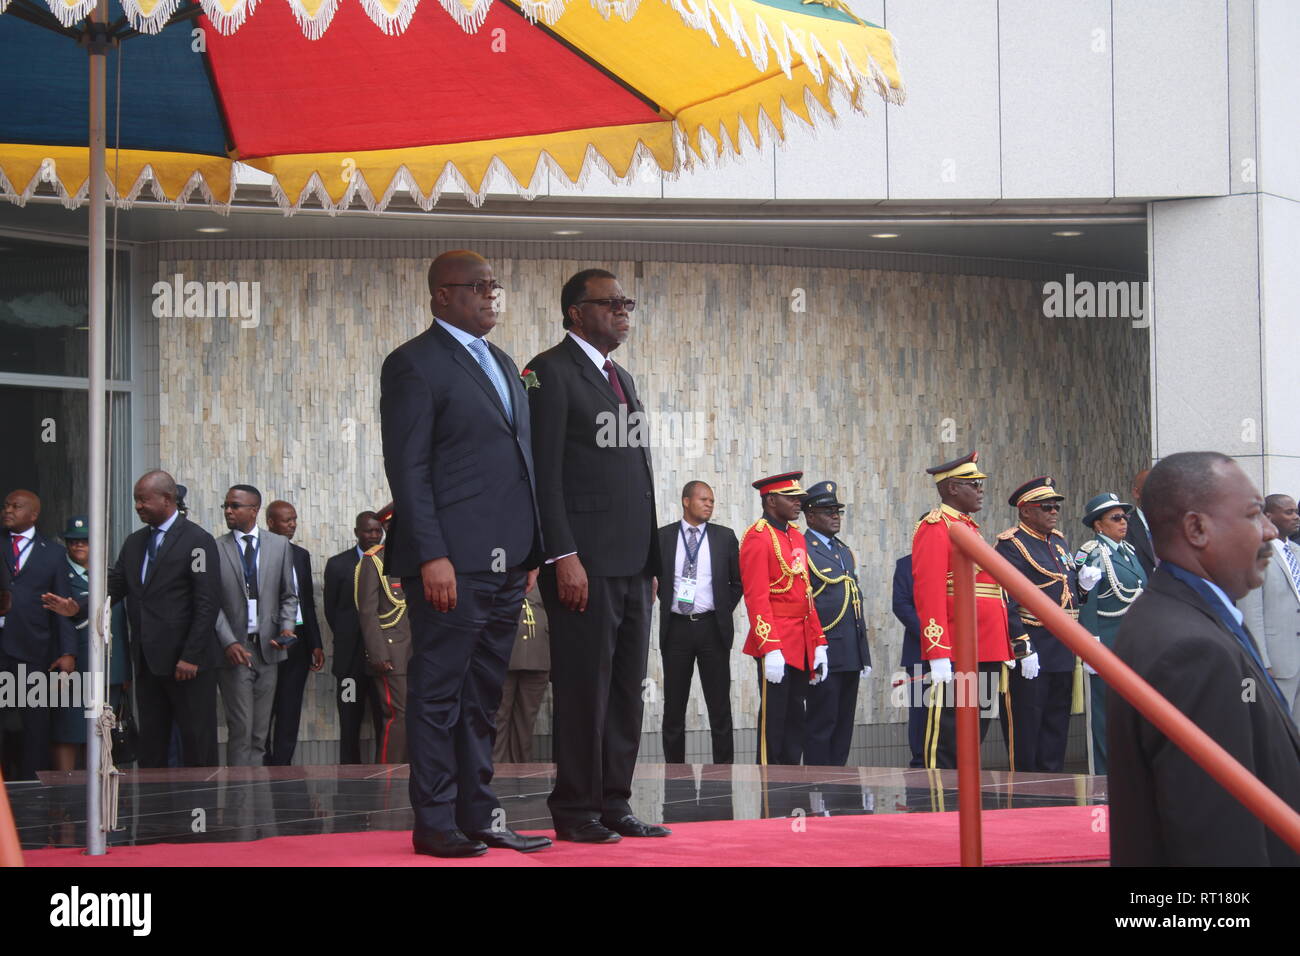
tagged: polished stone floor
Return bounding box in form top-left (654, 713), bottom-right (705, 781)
top-left (8, 763), bottom-right (1107, 850)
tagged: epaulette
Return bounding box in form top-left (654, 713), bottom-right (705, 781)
top-left (364, 544), bottom-right (384, 557)
top-left (1075, 540), bottom-right (1100, 563)
top-left (996, 527), bottom-right (1018, 541)
top-left (746, 518), bottom-right (768, 535)
top-left (1050, 528), bottom-right (1067, 539)
top-left (923, 507), bottom-right (943, 524)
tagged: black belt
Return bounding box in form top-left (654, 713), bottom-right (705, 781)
top-left (672, 612), bottom-right (712, 623)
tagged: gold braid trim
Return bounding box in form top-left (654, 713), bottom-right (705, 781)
top-left (354, 551), bottom-right (407, 630)
top-left (1007, 529), bottom-right (1075, 611)
top-left (522, 599), bottom-right (536, 639)
top-left (807, 548), bottom-right (861, 631)
top-left (754, 614), bottom-right (776, 646)
top-left (765, 523), bottom-right (798, 593)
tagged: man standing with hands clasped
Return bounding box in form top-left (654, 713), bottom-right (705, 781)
top-left (381, 251), bottom-right (547, 858)
top-left (526, 268), bottom-right (666, 843)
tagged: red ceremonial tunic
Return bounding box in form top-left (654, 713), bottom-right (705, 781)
top-left (910, 504), bottom-right (1014, 663)
top-left (739, 518), bottom-right (827, 670)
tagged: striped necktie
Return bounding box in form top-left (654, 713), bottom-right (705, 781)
top-left (1282, 541), bottom-right (1300, 595)
top-left (467, 338), bottom-right (512, 423)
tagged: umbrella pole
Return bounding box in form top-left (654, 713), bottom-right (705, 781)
top-left (85, 0), bottom-right (109, 857)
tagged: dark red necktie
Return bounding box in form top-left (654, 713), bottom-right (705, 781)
top-left (602, 359), bottom-right (627, 404)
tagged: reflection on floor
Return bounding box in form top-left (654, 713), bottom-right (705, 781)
top-left (8, 763), bottom-right (1107, 850)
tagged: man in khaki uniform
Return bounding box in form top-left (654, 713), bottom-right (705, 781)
top-left (356, 512), bottom-right (413, 764)
top-left (493, 586), bottom-right (550, 764)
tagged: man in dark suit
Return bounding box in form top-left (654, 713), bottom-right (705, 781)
top-left (106, 470), bottom-right (222, 768)
top-left (1126, 468), bottom-right (1157, 576)
top-left (891, 553), bottom-right (926, 768)
top-left (381, 250), bottom-right (548, 858)
top-left (324, 511), bottom-right (384, 764)
top-left (526, 268), bottom-right (666, 842)
top-left (802, 481), bottom-right (872, 766)
top-left (264, 500), bottom-right (324, 766)
top-left (1, 489), bottom-right (76, 780)
top-left (1108, 451), bottom-right (1300, 866)
top-left (657, 480), bottom-right (742, 765)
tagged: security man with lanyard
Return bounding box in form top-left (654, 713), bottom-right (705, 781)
top-left (995, 476), bottom-right (1079, 773)
top-left (912, 451), bottom-right (1026, 770)
top-left (1075, 492), bottom-right (1147, 774)
top-left (801, 481), bottom-right (871, 766)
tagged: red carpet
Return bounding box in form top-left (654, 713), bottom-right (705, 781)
top-left (25, 806), bottom-right (1107, 866)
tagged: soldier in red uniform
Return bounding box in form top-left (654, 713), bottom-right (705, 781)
top-left (740, 472), bottom-right (829, 765)
top-left (911, 452), bottom-right (1031, 769)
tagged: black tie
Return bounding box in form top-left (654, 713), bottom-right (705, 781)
top-left (241, 534), bottom-right (259, 600)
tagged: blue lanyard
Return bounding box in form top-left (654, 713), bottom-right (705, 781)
top-left (9, 533), bottom-right (33, 569)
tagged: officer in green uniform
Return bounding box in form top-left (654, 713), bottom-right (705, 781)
top-left (1076, 492), bottom-right (1148, 775)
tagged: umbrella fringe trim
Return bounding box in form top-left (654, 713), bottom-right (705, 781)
top-left (121, 0), bottom-right (183, 35)
top-left (41, 0), bottom-right (95, 29)
top-left (290, 0), bottom-right (345, 40)
top-left (435, 0), bottom-right (493, 34)
top-left (199, 0), bottom-right (260, 37)
top-left (361, 0), bottom-right (422, 35)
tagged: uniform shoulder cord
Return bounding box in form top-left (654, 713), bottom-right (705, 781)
top-left (1007, 534), bottom-right (1074, 609)
top-left (807, 549), bottom-right (861, 630)
top-left (354, 551), bottom-right (407, 629)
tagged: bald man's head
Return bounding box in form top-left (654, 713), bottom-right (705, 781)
top-left (2, 489), bottom-right (40, 533)
top-left (427, 250), bottom-right (500, 338)
top-left (133, 470), bottom-right (178, 527)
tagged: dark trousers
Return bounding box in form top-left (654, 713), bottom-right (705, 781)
top-left (373, 671), bottom-right (409, 764)
top-left (266, 638), bottom-right (311, 766)
top-left (1088, 672), bottom-right (1108, 775)
top-left (661, 613), bottom-right (733, 764)
top-left (0, 653), bottom-right (51, 780)
top-left (336, 648), bottom-right (383, 764)
top-left (804, 669), bottom-right (860, 766)
top-left (405, 568), bottom-right (524, 836)
top-left (755, 662), bottom-right (808, 765)
top-left (1005, 667), bottom-right (1073, 773)
top-left (493, 670), bottom-right (549, 764)
top-left (133, 659), bottom-right (218, 768)
top-left (543, 571), bottom-right (653, 829)
top-left (904, 664), bottom-right (928, 768)
top-left (922, 662), bottom-right (1002, 770)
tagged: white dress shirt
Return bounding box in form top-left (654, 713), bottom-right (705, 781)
top-left (8, 525), bottom-right (35, 573)
top-left (140, 508), bottom-right (180, 582)
top-left (672, 520), bottom-right (713, 614)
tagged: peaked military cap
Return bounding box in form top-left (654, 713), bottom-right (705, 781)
top-left (927, 450), bottom-right (987, 484)
top-left (1081, 492), bottom-right (1132, 528)
top-left (802, 480), bottom-right (843, 510)
top-left (752, 472), bottom-right (806, 497)
top-left (1008, 475), bottom-right (1065, 507)
top-left (62, 515), bottom-right (89, 540)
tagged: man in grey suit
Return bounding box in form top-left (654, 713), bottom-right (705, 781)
top-left (1239, 493), bottom-right (1300, 721)
top-left (214, 484), bottom-right (299, 766)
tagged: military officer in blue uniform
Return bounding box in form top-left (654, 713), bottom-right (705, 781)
top-left (1075, 492), bottom-right (1147, 775)
top-left (995, 477), bottom-right (1080, 773)
top-left (801, 481), bottom-right (871, 766)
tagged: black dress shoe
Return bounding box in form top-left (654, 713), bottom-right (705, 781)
top-left (413, 829), bottom-right (488, 858)
top-left (601, 814), bottom-right (671, 838)
top-left (465, 827), bottom-right (552, 853)
top-left (554, 821), bottom-right (622, 843)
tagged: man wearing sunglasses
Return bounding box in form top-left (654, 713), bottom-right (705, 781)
top-left (995, 477), bottom-right (1080, 773)
top-left (526, 268), bottom-right (664, 843)
top-left (1076, 492), bottom-right (1147, 773)
top-left (912, 451), bottom-right (1023, 769)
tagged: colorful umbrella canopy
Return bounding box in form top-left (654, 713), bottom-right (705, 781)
top-left (0, 0), bottom-right (905, 210)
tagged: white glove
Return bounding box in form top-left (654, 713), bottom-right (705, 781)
top-left (860, 665), bottom-right (872, 680)
top-left (929, 657), bottom-right (953, 684)
top-left (1078, 565), bottom-right (1103, 592)
top-left (1020, 652), bottom-right (1041, 680)
top-left (811, 646), bottom-right (829, 684)
top-left (764, 649), bottom-right (786, 684)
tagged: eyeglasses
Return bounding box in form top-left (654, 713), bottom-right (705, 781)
top-left (576, 297), bottom-right (636, 312)
top-left (441, 279), bottom-right (503, 296)
top-left (1106, 514), bottom-right (1129, 523)
top-left (950, 479), bottom-right (984, 490)
top-left (1036, 502), bottom-right (1062, 512)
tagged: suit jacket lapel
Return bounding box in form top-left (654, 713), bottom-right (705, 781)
top-left (491, 340), bottom-right (526, 434)
top-left (708, 524), bottom-right (724, 605)
top-left (563, 335), bottom-right (620, 410)
top-left (432, 323), bottom-right (512, 427)
top-left (1272, 541), bottom-right (1300, 605)
top-left (143, 517), bottom-right (183, 590)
